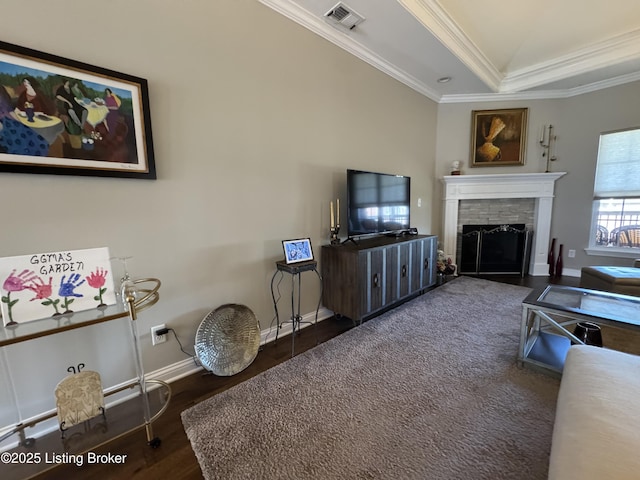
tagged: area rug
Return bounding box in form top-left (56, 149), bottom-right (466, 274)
top-left (181, 277), bottom-right (560, 479)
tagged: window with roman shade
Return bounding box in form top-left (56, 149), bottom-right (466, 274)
top-left (590, 127), bottom-right (640, 252)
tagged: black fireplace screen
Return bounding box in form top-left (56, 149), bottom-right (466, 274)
top-left (459, 224), bottom-right (532, 276)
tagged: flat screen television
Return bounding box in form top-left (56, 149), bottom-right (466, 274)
top-left (346, 169), bottom-right (411, 237)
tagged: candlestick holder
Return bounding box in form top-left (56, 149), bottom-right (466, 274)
top-left (330, 225), bottom-right (340, 245)
top-left (539, 124), bottom-right (557, 172)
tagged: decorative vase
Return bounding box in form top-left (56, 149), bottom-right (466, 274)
top-left (68, 134), bottom-right (82, 149)
top-left (572, 321), bottom-right (603, 347)
top-left (555, 244), bottom-right (564, 277)
top-left (548, 238), bottom-right (556, 276)
top-left (81, 137), bottom-right (95, 151)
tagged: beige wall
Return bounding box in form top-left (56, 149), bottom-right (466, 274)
top-left (0, 0), bottom-right (438, 418)
top-left (6, 0), bottom-right (636, 434)
top-left (435, 81), bottom-right (640, 274)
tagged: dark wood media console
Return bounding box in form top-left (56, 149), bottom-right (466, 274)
top-left (321, 234), bottom-right (438, 324)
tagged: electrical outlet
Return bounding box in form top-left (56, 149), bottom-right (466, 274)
top-left (568, 249), bottom-right (576, 258)
top-left (151, 324), bottom-right (167, 346)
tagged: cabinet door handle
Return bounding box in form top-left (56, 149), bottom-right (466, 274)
top-left (401, 265), bottom-right (407, 277)
top-left (373, 273), bottom-right (379, 287)
top-left (424, 258), bottom-right (429, 270)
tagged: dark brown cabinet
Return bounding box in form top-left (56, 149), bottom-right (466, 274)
top-left (321, 235), bottom-right (437, 323)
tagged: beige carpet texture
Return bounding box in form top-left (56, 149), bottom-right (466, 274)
top-left (182, 277), bottom-right (563, 479)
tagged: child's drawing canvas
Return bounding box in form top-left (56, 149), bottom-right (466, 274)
top-left (0, 247), bottom-right (116, 326)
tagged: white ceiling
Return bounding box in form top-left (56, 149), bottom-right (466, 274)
top-left (258, 0), bottom-right (640, 103)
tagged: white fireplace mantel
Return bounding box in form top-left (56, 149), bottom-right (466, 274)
top-left (441, 172), bottom-right (566, 276)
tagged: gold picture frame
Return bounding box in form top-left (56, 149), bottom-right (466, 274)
top-left (470, 108), bottom-right (528, 167)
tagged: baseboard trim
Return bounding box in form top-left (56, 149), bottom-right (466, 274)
top-left (1, 307), bottom-right (336, 451)
top-left (151, 306), bottom-right (334, 383)
top-left (530, 267), bottom-right (580, 278)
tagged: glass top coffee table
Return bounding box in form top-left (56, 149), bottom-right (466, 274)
top-left (518, 285), bottom-right (640, 375)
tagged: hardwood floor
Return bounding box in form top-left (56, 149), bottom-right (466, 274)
top-left (475, 272), bottom-right (580, 289)
top-left (25, 274), bottom-right (576, 480)
top-left (22, 316), bottom-right (355, 480)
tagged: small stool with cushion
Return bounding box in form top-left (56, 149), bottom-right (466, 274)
top-left (580, 265), bottom-right (640, 297)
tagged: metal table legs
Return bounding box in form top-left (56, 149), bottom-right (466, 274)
top-left (270, 261), bottom-right (322, 357)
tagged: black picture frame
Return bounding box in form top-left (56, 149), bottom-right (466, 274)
top-left (0, 40), bottom-right (155, 179)
top-left (282, 238), bottom-right (314, 264)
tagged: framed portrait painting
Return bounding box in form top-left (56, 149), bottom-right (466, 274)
top-left (470, 108), bottom-right (528, 167)
top-left (0, 40), bottom-right (155, 179)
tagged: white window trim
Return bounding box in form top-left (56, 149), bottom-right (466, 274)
top-left (585, 246), bottom-right (640, 259)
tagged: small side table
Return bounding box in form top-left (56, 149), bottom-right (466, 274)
top-left (270, 260), bottom-right (322, 357)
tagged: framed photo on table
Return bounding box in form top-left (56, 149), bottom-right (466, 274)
top-left (470, 108), bottom-right (528, 167)
top-left (0, 40), bottom-right (155, 179)
top-left (282, 238), bottom-right (314, 264)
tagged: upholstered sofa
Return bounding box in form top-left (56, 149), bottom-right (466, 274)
top-left (548, 345), bottom-right (640, 479)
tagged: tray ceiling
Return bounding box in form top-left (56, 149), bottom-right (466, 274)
top-left (259, 0), bottom-right (640, 102)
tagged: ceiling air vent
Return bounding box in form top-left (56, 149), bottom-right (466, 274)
top-left (324, 2), bottom-right (365, 30)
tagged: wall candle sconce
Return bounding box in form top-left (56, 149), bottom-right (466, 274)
top-left (539, 124), bottom-right (557, 172)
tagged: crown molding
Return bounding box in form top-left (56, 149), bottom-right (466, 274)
top-left (258, 0), bottom-right (442, 102)
top-left (562, 70), bottom-right (640, 97)
top-left (397, 0), bottom-right (503, 92)
top-left (500, 28), bottom-right (640, 93)
top-left (259, 0), bottom-right (640, 105)
top-left (439, 90), bottom-right (565, 104)
top-left (400, 1), bottom-right (640, 95)
top-left (440, 70), bottom-right (640, 104)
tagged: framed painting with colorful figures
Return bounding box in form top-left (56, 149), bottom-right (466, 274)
top-left (0, 40), bottom-right (155, 179)
top-left (1, 247), bottom-right (117, 326)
